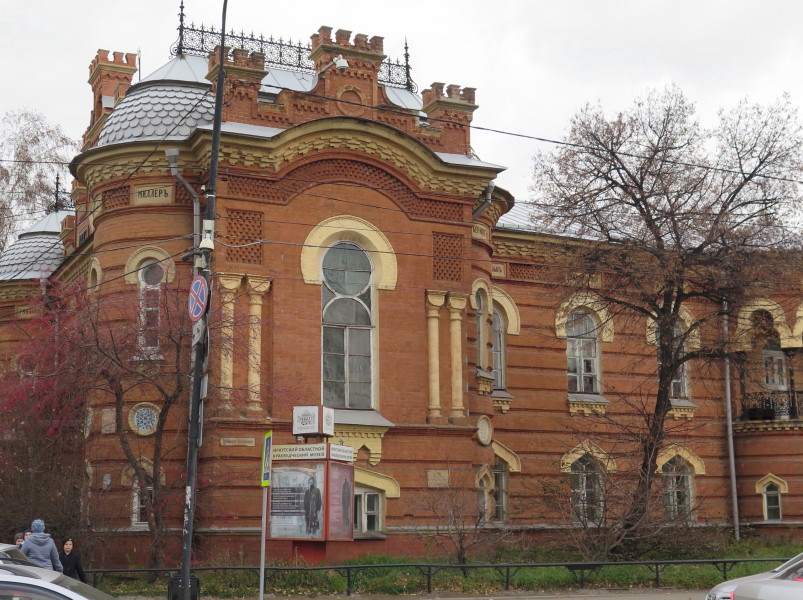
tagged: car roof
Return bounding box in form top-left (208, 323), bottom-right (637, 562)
top-left (0, 565), bottom-right (116, 600)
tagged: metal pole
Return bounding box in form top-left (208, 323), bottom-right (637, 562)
top-left (179, 2), bottom-right (227, 599)
top-left (259, 486), bottom-right (267, 600)
top-left (723, 299), bottom-right (741, 540)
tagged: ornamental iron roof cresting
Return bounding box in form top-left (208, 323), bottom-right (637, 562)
top-left (172, 13), bottom-right (417, 92)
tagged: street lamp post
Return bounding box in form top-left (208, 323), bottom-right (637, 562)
top-left (179, 2), bottom-right (228, 600)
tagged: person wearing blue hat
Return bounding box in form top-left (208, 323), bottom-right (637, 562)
top-left (20, 519), bottom-right (62, 571)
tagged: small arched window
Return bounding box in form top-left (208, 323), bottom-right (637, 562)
top-left (566, 310), bottom-right (599, 394)
top-left (764, 482), bottom-right (781, 520)
top-left (322, 242), bottom-right (373, 409)
top-left (570, 454), bottom-right (604, 524)
top-left (662, 456), bottom-right (692, 520)
top-left (475, 289), bottom-right (487, 368)
top-left (492, 308), bottom-right (506, 391)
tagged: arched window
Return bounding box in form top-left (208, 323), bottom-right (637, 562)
top-left (492, 459), bottom-right (509, 521)
top-left (570, 454), bottom-right (603, 524)
top-left (492, 308), bottom-right (506, 391)
top-left (567, 310), bottom-right (599, 394)
top-left (322, 242), bottom-right (373, 409)
top-left (762, 337), bottom-right (787, 391)
top-left (138, 260), bottom-right (165, 355)
top-left (657, 320), bottom-right (688, 398)
top-left (662, 456), bottom-right (692, 520)
top-left (475, 289), bottom-right (487, 368)
top-left (764, 482), bottom-right (782, 520)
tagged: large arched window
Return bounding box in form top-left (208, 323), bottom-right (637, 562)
top-left (570, 454), bottom-right (604, 524)
top-left (662, 456), bottom-right (692, 520)
top-left (138, 260), bottom-right (165, 355)
top-left (567, 310), bottom-right (599, 394)
top-left (322, 242), bottom-right (374, 409)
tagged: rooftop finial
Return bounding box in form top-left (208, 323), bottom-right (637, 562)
top-left (177, 1), bottom-right (186, 56)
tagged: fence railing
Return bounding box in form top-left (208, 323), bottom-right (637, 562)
top-left (742, 391), bottom-right (800, 420)
top-left (85, 557), bottom-right (790, 595)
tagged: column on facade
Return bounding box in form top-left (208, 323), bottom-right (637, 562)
top-left (785, 348), bottom-right (798, 418)
top-left (426, 291), bottom-right (447, 421)
top-left (217, 274), bottom-right (244, 404)
top-left (246, 276), bottom-right (272, 413)
top-left (447, 293), bottom-right (468, 420)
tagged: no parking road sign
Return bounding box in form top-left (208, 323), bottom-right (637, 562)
top-left (188, 275), bottom-right (209, 322)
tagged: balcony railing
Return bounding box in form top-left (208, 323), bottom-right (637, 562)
top-left (741, 391), bottom-right (800, 421)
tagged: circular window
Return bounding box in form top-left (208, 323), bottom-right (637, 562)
top-left (322, 242), bottom-right (371, 296)
top-left (129, 403), bottom-right (160, 436)
top-left (476, 415), bottom-right (493, 446)
top-left (140, 262), bottom-right (165, 286)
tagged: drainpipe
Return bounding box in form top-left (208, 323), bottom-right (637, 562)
top-left (165, 149), bottom-right (200, 248)
top-left (472, 182), bottom-right (495, 220)
top-left (723, 299), bottom-right (741, 540)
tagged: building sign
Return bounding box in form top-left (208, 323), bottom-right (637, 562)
top-left (132, 183), bottom-right (173, 205)
top-left (329, 444), bottom-right (354, 463)
top-left (491, 263), bottom-right (507, 278)
top-left (273, 444), bottom-right (328, 461)
top-left (272, 443), bottom-right (354, 462)
top-left (472, 223), bottom-right (490, 241)
top-left (270, 462), bottom-right (325, 540)
top-left (219, 437), bottom-right (255, 447)
top-left (292, 405), bottom-right (335, 437)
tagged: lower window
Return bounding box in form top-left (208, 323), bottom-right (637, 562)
top-left (354, 487), bottom-right (382, 534)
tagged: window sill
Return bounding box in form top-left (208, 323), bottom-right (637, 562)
top-left (668, 398), bottom-right (696, 420)
top-left (491, 389), bottom-right (513, 413)
top-left (334, 409), bottom-right (394, 427)
top-left (476, 368), bottom-right (494, 395)
top-left (568, 393), bottom-right (609, 416)
top-left (353, 531), bottom-right (387, 540)
top-left (134, 352), bottom-right (163, 362)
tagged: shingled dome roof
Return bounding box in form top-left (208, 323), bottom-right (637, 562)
top-left (0, 211), bottom-right (72, 281)
top-left (97, 55), bottom-right (215, 147)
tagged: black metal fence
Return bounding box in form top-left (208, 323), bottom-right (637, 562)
top-left (86, 557), bottom-right (789, 595)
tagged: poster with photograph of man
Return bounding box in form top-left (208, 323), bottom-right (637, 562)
top-left (327, 462), bottom-right (354, 540)
top-left (269, 462), bottom-right (325, 540)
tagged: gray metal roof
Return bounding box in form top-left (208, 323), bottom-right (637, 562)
top-left (98, 54), bottom-right (433, 147)
top-left (0, 211), bottom-right (72, 281)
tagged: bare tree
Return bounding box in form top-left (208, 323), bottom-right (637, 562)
top-left (531, 86), bottom-right (802, 554)
top-left (0, 110), bottom-right (77, 250)
top-left (412, 466), bottom-right (516, 569)
top-left (1, 277), bottom-right (193, 569)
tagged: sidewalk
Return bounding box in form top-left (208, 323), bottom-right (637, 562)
top-left (121, 590), bottom-right (707, 600)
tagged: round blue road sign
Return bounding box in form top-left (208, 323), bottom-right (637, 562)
top-left (188, 275), bottom-right (209, 322)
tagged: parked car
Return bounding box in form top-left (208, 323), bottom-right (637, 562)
top-left (0, 542), bottom-right (32, 564)
top-left (706, 551), bottom-right (803, 600)
top-left (0, 563), bottom-right (113, 600)
top-left (734, 578), bottom-right (803, 599)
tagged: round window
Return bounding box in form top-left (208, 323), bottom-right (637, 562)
top-left (141, 262), bottom-right (165, 286)
top-left (129, 404), bottom-right (160, 435)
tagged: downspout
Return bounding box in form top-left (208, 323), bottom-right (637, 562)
top-left (723, 299), bottom-right (741, 540)
top-left (165, 149), bottom-right (200, 248)
top-left (472, 182), bottom-right (495, 220)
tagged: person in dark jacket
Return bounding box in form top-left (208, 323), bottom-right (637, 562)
top-left (59, 538), bottom-right (86, 582)
top-left (20, 519), bottom-right (62, 571)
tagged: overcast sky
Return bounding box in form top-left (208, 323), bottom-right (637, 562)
top-left (3, 1), bottom-right (802, 204)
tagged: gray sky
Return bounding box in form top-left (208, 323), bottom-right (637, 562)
top-left (3, 1), bottom-right (802, 202)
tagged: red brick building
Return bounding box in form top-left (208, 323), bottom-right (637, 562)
top-left (1, 21), bottom-right (803, 566)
